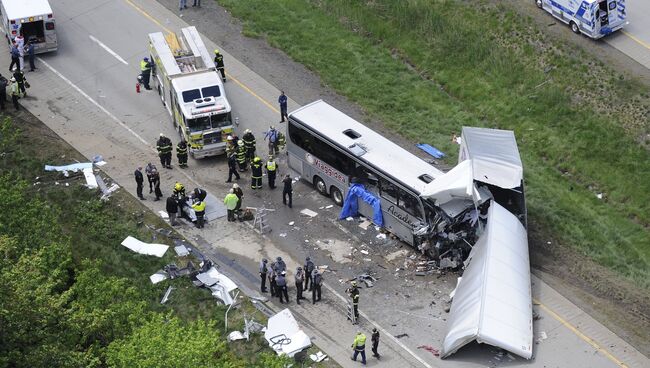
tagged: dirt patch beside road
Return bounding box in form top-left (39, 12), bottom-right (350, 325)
top-left (158, 0), bottom-right (649, 356)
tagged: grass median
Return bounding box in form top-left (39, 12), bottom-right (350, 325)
top-left (218, 0), bottom-right (650, 287)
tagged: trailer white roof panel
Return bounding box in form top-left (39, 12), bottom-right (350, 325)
top-left (2, 0), bottom-right (53, 19)
top-left (460, 127), bottom-right (523, 189)
top-left (442, 201), bottom-right (532, 359)
top-left (289, 100), bottom-right (443, 194)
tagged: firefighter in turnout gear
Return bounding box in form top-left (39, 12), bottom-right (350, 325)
top-left (346, 281), bottom-right (360, 323)
top-left (242, 129), bottom-right (256, 162)
top-left (156, 133), bottom-right (173, 168)
top-left (214, 49), bottom-right (225, 82)
top-left (250, 157), bottom-right (263, 190)
top-left (265, 156), bottom-right (277, 189)
top-left (176, 140), bottom-right (188, 168)
top-left (236, 140), bottom-right (248, 171)
top-left (173, 182), bottom-right (187, 219)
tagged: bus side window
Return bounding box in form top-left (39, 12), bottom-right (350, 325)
top-left (379, 179), bottom-right (398, 204)
top-left (288, 123), bottom-right (313, 154)
top-left (398, 189), bottom-right (423, 218)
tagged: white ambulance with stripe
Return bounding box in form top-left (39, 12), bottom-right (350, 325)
top-left (535, 0), bottom-right (627, 39)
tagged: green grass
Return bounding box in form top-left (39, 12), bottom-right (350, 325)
top-left (217, 0), bottom-right (650, 287)
top-left (0, 115), bottom-right (292, 367)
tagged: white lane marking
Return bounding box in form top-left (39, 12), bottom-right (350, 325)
top-left (38, 58), bottom-right (204, 190)
top-left (89, 35), bottom-right (129, 65)
top-left (39, 58), bottom-right (147, 144)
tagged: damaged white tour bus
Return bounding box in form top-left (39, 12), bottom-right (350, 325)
top-left (287, 100), bottom-right (526, 266)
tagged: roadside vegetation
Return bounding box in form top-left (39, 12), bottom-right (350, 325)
top-left (0, 115), bottom-right (289, 367)
top-left (218, 0), bottom-right (650, 288)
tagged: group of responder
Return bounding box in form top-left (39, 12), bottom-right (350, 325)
top-left (224, 127), bottom-right (285, 190)
top-left (259, 256), bottom-right (323, 305)
top-left (1, 68), bottom-right (29, 111)
top-left (156, 133), bottom-right (188, 169)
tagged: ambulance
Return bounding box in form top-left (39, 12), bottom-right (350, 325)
top-left (1, 0), bottom-right (57, 53)
top-left (535, 0), bottom-right (627, 39)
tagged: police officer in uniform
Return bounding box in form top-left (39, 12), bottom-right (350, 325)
top-left (250, 156), bottom-right (263, 190)
top-left (276, 271), bottom-right (289, 304)
top-left (134, 166), bottom-right (145, 200)
top-left (265, 156), bottom-right (278, 189)
top-left (295, 266), bottom-right (305, 304)
top-left (268, 263), bottom-right (277, 297)
top-left (259, 258), bottom-right (268, 293)
top-left (176, 140), bottom-right (188, 168)
top-left (304, 256), bottom-right (315, 291)
top-left (312, 269), bottom-right (322, 304)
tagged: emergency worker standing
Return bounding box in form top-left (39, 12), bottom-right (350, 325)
top-left (259, 258), bottom-right (268, 293)
top-left (134, 167), bottom-right (145, 200)
top-left (236, 140), bottom-right (248, 171)
top-left (176, 140), bottom-right (188, 168)
top-left (312, 269), bottom-right (322, 304)
top-left (265, 156), bottom-right (277, 189)
top-left (304, 257), bottom-right (315, 291)
top-left (156, 133), bottom-right (173, 169)
top-left (214, 49), bottom-right (225, 82)
top-left (250, 157), bottom-right (263, 190)
top-left (191, 197), bottom-right (206, 228)
top-left (276, 271), bottom-right (289, 304)
top-left (295, 267), bottom-right (305, 304)
top-left (140, 57), bottom-right (152, 90)
top-left (351, 331), bottom-right (367, 365)
top-left (242, 129), bottom-right (256, 162)
top-left (346, 281), bottom-right (360, 323)
top-left (226, 153), bottom-right (240, 182)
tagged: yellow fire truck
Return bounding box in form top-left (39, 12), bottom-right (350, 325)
top-left (148, 26), bottom-right (233, 158)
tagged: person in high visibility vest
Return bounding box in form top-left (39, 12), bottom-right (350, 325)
top-left (176, 140), bottom-right (188, 168)
top-left (250, 156), bottom-right (263, 190)
top-left (351, 331), bottom-right (367, 364)
top-left (9, 77), bottom-right (20, 110)
top-left (191, 198), bottom-right (206, 228)
top-left (265, 155), bottom-right (278, 189)
top-left (140, 57), bottom-right (152, 90)
top-left (223, 189), bottom-right (239, 222)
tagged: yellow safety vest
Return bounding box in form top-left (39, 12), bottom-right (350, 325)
top-left (140, 60), bottom-right (150, 71)
top-left (353, 333), bottom-right (366, 348)
top-left (192, 201), bottom-right (206, 212)
top-left (266, 161), bottom-right (276, 171)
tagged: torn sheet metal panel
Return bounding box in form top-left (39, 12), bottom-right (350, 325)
top-left (120, 236), bottom-right (169, 257)
top-left (264, 308), bottom-right (312, 357)
top-left (459, 127), bottom-right (523, 189)
top-left (44, 162), bottom-right (93, 174)
top-left (83, 168), bottom-right (98, 188)
top-left (196, 267), bottom-right (238, 292)
top-left (210, 283), bottom-right (234, 305)
top-left (442, 202), bottom-right (532, 359)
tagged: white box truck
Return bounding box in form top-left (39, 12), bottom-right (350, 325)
top-left (148, 26), bottom-right (234, 159)
top-left (0, 0), bottom-right (57, 53)
top-left (535, 0), bottom-right (627, 39)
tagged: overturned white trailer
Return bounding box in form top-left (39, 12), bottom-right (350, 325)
top-left (423, 127), bottom-right (532, 359)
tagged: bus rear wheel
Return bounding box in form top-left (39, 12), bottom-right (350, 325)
top-left (314, 176), bottom-right (327, 196)
top-left (535, 0), bottom-right (542, 9)
top-left (330, 186), bottom-right (343, 206)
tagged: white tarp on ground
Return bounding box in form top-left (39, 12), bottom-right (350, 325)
top-left (120, 236), bottom-right (169, 258)
top-left (459, 127), bottom-right (523, 189)
top-left (185, 193), bottom-right (227, 222)
top-left (264, 309), bottom-right (312, 357)
top-left (441, 202), bottom-right (532, 359)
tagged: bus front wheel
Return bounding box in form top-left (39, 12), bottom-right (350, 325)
top-left (330, 186), bottom-right (343, 207)
top-left (314, 176), bottom-right (327, 195)
top-left (535, 0), bottom-right (542, 9)
top-left (570, 21), bottom-right (580, 34)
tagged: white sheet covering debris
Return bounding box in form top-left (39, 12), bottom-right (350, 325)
top-left (149, 271), bottom-right (168, 284)
top-left (121, 236), bottom-right (169, 257)
top-left (264, 309), bottom-right (312, 357)
top-left (441, 202), bottom-right (532, 359)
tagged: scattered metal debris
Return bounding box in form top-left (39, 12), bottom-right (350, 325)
top-left (300, 208), bottom-right (318, 217)
top-left (264, 309), bottom-right (312, 357)
top-left (174, 244), bottom-right (190, 257)
top-left (395, 333), bottom-right (409, 339)
top-left (310, 351), bottom-right (328, 362)
top-left (160, 286), bottom-right (173, 304)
